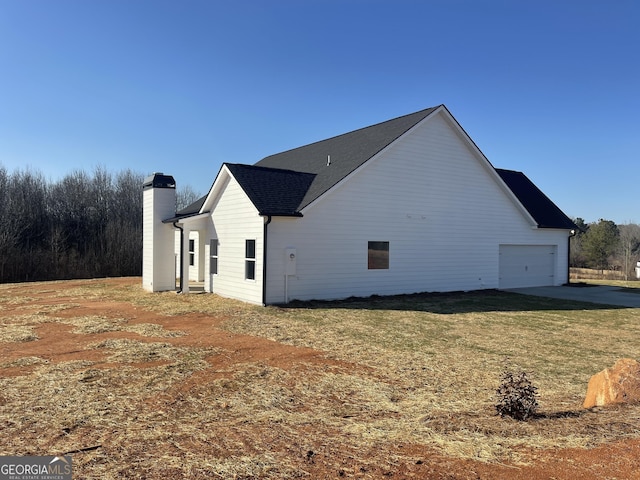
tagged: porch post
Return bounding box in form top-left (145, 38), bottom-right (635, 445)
top-left (181, 225), bottom-right (191, 293)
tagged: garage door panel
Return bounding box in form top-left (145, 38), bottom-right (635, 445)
top-left (499, 245), bottom-right (556, 289)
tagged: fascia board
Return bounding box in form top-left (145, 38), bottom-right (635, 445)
top-left (203, 164), bottom-right (261, 217)
top-left (175, 212), bottom-right (210, 225)
top-left (299, 105), bottom-right (538, 228)
top-left (201, 164), bottom-right (232, 213)
top-left (440, 106), bottom-right (539, 228)
top-left (162, 212), bottom-right (210, 224)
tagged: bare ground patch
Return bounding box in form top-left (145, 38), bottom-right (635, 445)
top-left (1, 277), bottom-right (640, 479)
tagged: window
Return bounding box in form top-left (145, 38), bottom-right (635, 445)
top-left (368, 241), bottom-right (389, 269)
top-left (245, 239), bottom-right (256, 280)
top-left (189, 239), bottom-right (195, 266)
top-left (210, 239), bottom-right (218, 275)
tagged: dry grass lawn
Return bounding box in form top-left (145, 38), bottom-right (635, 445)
top-left (1, 278), bottom-right (640, 479)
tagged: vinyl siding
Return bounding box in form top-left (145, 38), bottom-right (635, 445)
top-left (209, 175), bottom-right (264, 304)
top-left (265, 111), bottom-right (569, 303)
top-left (142, 187), bottom-right (177, 292)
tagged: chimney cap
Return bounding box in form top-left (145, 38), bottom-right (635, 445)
top-left (143, 173), bottom-right (176, 190)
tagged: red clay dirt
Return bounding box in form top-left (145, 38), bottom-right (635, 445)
top-left (1, 277), bottom-right (639, 479)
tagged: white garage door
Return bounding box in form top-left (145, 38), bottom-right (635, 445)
top-left (499, 245), bottom-right (556, 289)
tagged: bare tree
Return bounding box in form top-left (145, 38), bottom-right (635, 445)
top-left (0, 166), bottom-right (22, 281)
top-left (0, 163), bottom-right (148, 283)
top-left (176, 184), bottom-right (203, 211)
top-left (618, 223), bottom-right (640, 280)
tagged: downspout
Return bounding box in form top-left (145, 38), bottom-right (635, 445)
top-left (262, 215), bottom-right (272, 306)
top-left (567, 229), bottom-right (577, 285)
top-left (173, 221), bottom-right (184, 293)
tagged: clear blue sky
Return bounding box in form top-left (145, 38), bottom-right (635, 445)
top-left (1, 0), bottom-right (638, 224)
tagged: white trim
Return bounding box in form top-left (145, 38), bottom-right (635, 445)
top-left (172, 212), bottom-right (210, 225)
top-left (201, 165), bottom-right (232, 213)
top-left (299, 106), bottom-right (538, 228)
top-left (299, 108), bottom-right (441, 215)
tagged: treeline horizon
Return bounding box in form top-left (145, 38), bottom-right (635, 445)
top-left (570, 218), bottom-right (640, 280)
top-left (1, 163), bottom-right (638, 285)
top-left (0, 164), bottom-right (200, 284)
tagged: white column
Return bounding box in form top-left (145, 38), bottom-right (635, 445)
top-left (181, 225), bottom-right (191, 293)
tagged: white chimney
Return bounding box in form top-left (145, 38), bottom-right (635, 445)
top-left (142, 173), bottom-right (177, 292)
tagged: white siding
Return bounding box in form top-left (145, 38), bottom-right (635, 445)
top-left (208, 175), bottom-right (264, 304)
top-left (265, 111), bottom-right (570, 303)
top-left (187, 231), bottom-right (206, 282)
top-left (142, 187), bottom-right (177, 292)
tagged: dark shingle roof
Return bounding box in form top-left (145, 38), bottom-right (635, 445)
top-left (162, 194), bottom-right (207, 223)
top-left (225, 164), bottom-right (314, 216)
top-left (255, 106), bottom-right (440, 210)
top-left (169, 106), bottom-right (574, 231)
top-left (177, 195), bottom-right (206, 216)
top-left (496, 169), bottom-right (577, 230)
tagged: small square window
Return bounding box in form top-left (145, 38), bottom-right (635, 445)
top-left (368, 241), bottom-right (389, 269)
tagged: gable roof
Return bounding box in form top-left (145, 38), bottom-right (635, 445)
top-left (225, 163), bottom-right (314, 216)
top-left (172, 105), bottom-right (575, 231)
top-left (495, 169), bottom-right (576, 230)
top-left (255, 106), bottom-right (440, 210)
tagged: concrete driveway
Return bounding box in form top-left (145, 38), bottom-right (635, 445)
top-left (506, 285), bottom-right (640, 308)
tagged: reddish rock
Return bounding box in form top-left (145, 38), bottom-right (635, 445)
top-left (584, 358), bottom-right (640, 408)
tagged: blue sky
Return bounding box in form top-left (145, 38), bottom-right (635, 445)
top-left (1, 0), bottom-right (638, 223)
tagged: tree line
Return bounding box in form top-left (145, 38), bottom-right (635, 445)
top-left (1, 163), bottom-right (638, 284)
top-left (570, 218), bottom-right (640, 279)
top-left (0, 164), bottom-right (199, 284)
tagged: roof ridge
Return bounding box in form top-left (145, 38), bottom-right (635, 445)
top-left (259, 105), bottom-right (441, 160)
top-left (255, 105), bottom-right (442, 211)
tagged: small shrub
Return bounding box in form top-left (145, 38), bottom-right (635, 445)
top-left (495, 362), bottom-right (539, 421)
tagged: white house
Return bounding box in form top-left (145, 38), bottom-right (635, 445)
top-left (142, 105), bottom-right (577, 305)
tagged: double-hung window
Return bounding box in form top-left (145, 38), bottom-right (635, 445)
top-left (210, 239), bottom-right (218, 275)
top-left (189, 239), bottom-right (195, 266)
top-left (245, 239), bottom-right (256, 280)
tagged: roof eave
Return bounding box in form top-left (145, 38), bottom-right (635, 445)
top-left (259, 211), bottom-right (303, 217)
top-left (162, 212), bottom-right (210, 224)
top-left (535, 223), bottom-right (578, 231)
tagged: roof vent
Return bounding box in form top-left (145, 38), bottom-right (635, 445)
top-left (327, 155), bottom-right (331, 166)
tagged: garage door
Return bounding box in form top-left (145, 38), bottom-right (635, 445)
top-left (499, 245), bottom-right (556, 289)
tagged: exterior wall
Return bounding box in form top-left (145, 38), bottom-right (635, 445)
top-left (187, 231), bottom-right (205, 282)
top-left (264, 111), bottom-right (570, 304)
top-left (174, 230), bottom-right (180, 282)
top-left (207, 176), bottom-right (264, 304)
top-left (172, 216), bottom-right (209, 293)
top-left (142, 186), bottom-right (177, 292)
